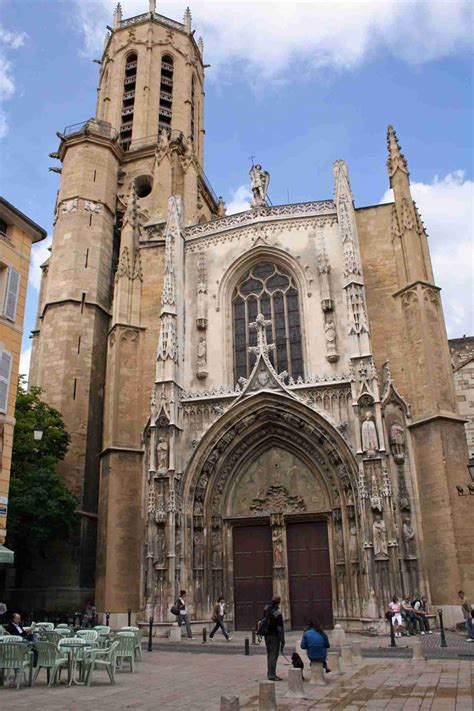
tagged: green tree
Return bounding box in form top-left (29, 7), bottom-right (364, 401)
top-left (7, 378), bottom-right (78, 582)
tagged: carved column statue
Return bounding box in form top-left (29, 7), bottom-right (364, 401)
top-left (157, 436), bottom-right (169, 474)
top-left (389, 421), bottom-right (405, 464)
top-left (372, 514), bottom-right (388, 559)
top-left (402, 517), bottom-right (417, 559)
top-left (362, 412), bottom-right (379, 457)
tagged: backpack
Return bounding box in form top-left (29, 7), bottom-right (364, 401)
top-left (257, 605), bottom-right (275, 637)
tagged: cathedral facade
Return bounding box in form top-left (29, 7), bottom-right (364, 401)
top-left (28, 3), bottom-right (472, 629)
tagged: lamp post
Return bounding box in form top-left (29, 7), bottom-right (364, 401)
top-left (33, 423), bottom-right (44, 441)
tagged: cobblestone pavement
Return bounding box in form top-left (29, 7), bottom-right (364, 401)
top-left (1, 649), bottom-right (472, 711)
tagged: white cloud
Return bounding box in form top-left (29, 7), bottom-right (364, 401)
top-left (19, 347), bottom-right (31, 381)
top-left (380, 171), bottom-right (474, 338)
top-left (226, 184), bottom-right (252, 214)
top-left (74, 1), bottom-right (473, 80)
top-left (29, 234), bottom-right (52, 291)
top-left (0, 28), bottom-right (27, 50)
top-left (0, 26), bottom-right (28, 138)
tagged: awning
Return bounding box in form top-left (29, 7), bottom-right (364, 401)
top-left (0, 545), bottom-right (14, 564)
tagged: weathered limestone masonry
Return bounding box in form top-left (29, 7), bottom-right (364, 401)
top-left (449, 336), bottom-right (474, 456)
top-left (27, 4), bottom-right (471, 627)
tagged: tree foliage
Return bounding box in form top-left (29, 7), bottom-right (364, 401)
top-left (7, 378), bottom-right (77, 552)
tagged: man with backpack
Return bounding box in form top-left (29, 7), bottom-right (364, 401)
top-left (259, 595), bottom-right (285, 681)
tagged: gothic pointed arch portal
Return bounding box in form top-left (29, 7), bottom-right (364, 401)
top-left (179, 392), bottom-right (367, 630)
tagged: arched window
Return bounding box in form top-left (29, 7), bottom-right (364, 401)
top-left (120, 52), bottom-right (137, 151)
top-left (233, 262), bottom-right (304, 383)
top-left (159, 54), bottom-right (173, 136)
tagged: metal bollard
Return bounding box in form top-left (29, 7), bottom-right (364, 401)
top-left (438, 609), bottom-right (447, 648)
top-left (128, 608), bottom-right (132, 626)
top-left (106, 611), bottom-right (110, 626)
top-left (244, 637), bottom-right (250, 655)
top-left (147, 616), bottom-right (153, 652)
top-left (389, 614), bottom-right (396, 647)
top-left (202, 627), bottom-right (207, 644)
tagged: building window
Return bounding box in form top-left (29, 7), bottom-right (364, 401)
top-left (233, 262), bottom-right (304, 383)
top-left (0, 347), bottom-right (12, 414)
top-left (120, 52), bottom-right (138, 151)
top-left (159, 54), bottom-right (173, 136)
top-left (0, 218), bottom-right (7, 235)
top-left (2, 267), bottom-right (20, 322)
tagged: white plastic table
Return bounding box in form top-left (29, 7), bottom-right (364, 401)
top-left (59, 638), bottom-right (93, 686)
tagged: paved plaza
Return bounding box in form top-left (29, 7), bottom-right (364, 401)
top-left (1, 632), bottom-right (472, 711)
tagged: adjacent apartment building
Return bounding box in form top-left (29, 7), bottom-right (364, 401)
top-left (0, 197), bottom-right (46, 565)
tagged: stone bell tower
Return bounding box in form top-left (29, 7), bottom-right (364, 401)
top-left (28, 1), bottom-right (217, 609)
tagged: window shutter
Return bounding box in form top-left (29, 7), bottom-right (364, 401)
top-left (3, 268), bottom-right (20, 321)
top-left (0, 350), bottom-right (12, 413)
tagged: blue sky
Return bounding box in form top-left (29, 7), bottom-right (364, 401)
top-left (0, 0), bottom-right (472, 376)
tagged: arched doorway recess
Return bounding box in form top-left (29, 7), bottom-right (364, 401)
top-left (182, 392), bottom-right (364, 630)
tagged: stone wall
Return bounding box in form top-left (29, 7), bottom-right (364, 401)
top-left (449, 336), bottom-right (474, 456)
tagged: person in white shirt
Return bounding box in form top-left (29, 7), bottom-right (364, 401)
top-left (209, 596), bottom-right (232, 641)
top-left (386, 596), bottom-right (404, 637)
top-left (175, 590), bottom-right (193, 639)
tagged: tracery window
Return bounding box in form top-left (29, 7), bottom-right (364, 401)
top-left (233, 262), bottom-right (304, 383)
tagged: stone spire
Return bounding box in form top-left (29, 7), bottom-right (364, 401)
top-left (183, 7), bottom-right (192, 33)
top-left (386, 125), bottom-right (433, 284)
top-left (386, 124), bottom-right (409, 187)
top-left (113, 3), bottom-right (122, 29)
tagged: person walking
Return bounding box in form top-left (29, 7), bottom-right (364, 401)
top-left (457, 591), bottom-right (474, 641)
top-left (175, 590), bottom-right (194, 639)
top-left (209, 596), bottom-right (232, 641)
top-left (261, 595), bottom-right (285, 681)
top-left (300, 619), bottom-right (331, 673)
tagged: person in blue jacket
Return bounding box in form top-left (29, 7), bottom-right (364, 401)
top-left (300, 619), bottom-right (331, 672)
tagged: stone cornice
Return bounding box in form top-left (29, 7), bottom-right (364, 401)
top-left (185, 201), bottom-right (336, 242)
top-left (392, 280), bottom-right (441, 298)
top-left (408, 411), bottom-right (468, 429)
top-left (100, 445), bottom-right (145, 458)
top-left (39, 298), bottom-right (111, 321)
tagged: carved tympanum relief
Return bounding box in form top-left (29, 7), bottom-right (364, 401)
top-left (228, 447), bottom-right (328, 517)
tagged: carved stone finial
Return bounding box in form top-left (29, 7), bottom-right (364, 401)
top-left (184, 6), bottom-right (192, 32)
top-left (386, 124), bottom-right (409, 183)
top-left (249, 313), bottom-right (274, 358)
top-left (149, 0), bottom-right (156, 14)
top-left (198, 36), bottom-right (204, 55)
top-left (113, 3), bottom-right (122, 30)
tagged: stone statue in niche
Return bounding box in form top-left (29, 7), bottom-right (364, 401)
top-left (349, 524), bottom-right (358, 561)
top-left (157, 437), bottom-right (169, 473)
top-left (402, 517), bottom-right (417, 558)
top-left (212, 530), bottom-right (223, 568)
top-left (272, 529), bottom-right (285, 568)
top-left (156, 527), bottom-right (166, 567)
top-left (334, 525), bottom-right (344, 561)
top-left (193, 531), bottom-right (204, 568)
top-left (390, 422), bottom-right (406, 464)
top-left (362, 412), bottom-right (379, 457)
top-left (372, 514), bottom-right (388, 558)
top-left (197, 336), bottom-right (208, 378)
top-left (324, 318), bottom-right (339, 362)
top-left (366, 588), bottom-right (378, 619)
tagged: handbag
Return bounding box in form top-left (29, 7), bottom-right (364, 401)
top-left (170, 604), bottom-right (179, 616)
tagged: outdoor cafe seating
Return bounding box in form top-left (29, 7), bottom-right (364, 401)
top-left (0, 620), bottom-right (143, 689)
